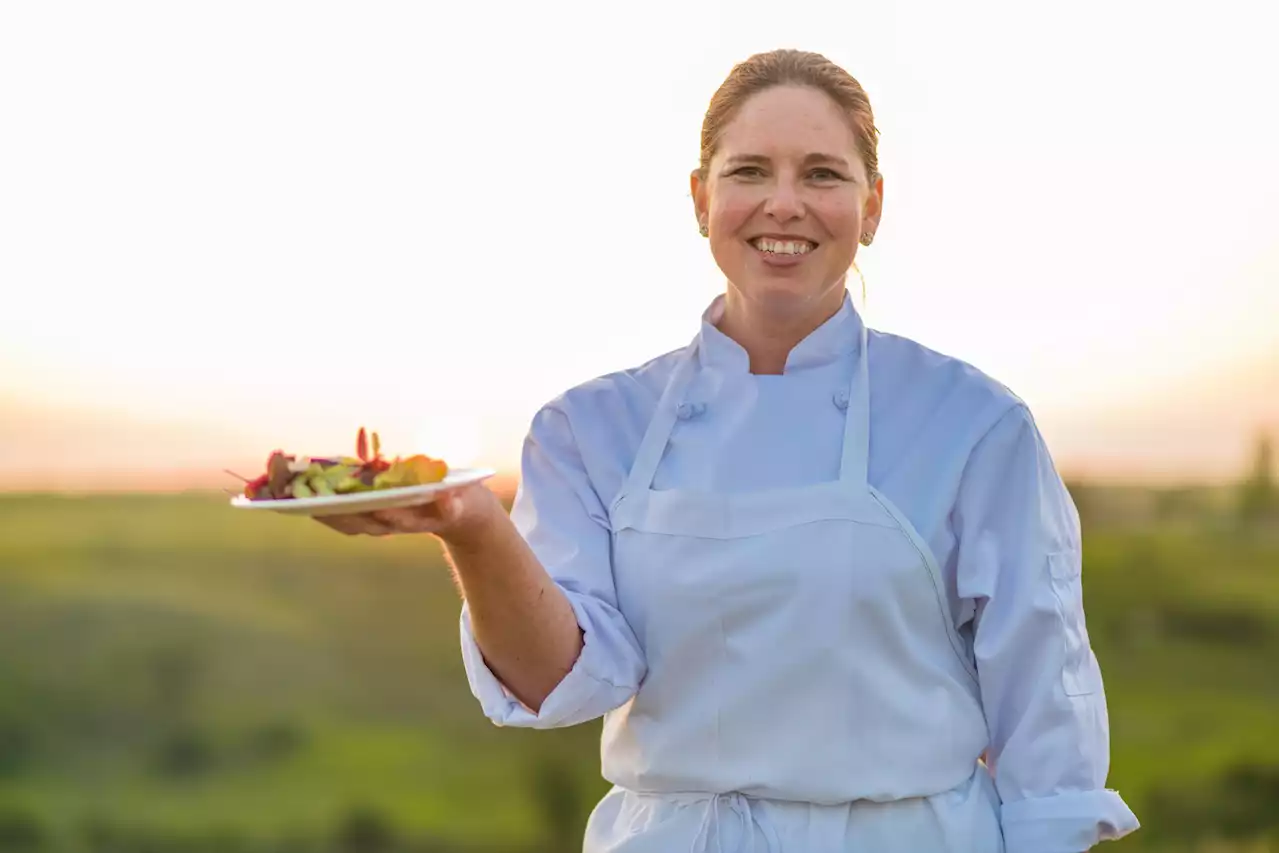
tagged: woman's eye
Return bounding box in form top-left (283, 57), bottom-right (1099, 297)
top-left (730, 166), bottom-right (765, 178)
top-left (809, 168), bottom-right (845, 181)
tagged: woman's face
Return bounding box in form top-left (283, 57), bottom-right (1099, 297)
top-left (692, 85), bottom-right (883, 318)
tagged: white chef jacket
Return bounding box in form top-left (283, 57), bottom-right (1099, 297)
top-left (460, 291), bottom-right (1139, 852)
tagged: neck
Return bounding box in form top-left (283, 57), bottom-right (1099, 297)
top-left (717, 282), bottom-right (847, 375)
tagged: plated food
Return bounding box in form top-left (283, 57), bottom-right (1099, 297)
top-left (228, 427), bottom-right (495, 517)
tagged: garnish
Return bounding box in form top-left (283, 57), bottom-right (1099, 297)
top-left (236, 427), bottom-right (449, 501)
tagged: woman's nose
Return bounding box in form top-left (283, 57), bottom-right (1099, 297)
top-left (763, 179), bottom-right (804, 222)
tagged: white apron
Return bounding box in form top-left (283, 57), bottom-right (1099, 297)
top-left (587, 322), bottom-right (1004, 852)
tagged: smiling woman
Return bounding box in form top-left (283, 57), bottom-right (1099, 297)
top-left (691, 54), bottom-right (882, 378)
top-left (692, 77), bottom-right (882, 374)
top-left (314, 48), bottom-right (1139, 853)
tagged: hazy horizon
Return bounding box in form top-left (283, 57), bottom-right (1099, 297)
top-left (3, 335), bottom-right (1274, 493)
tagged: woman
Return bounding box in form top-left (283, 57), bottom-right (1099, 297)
top-left (321, 49), bottom-right (1139, 853)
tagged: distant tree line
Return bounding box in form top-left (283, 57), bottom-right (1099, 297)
top-left (1065, 430), bottom-right (1279, 530)
top-left (1237, 433), bottom-right (1278, 525)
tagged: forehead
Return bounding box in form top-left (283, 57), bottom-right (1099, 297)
top-left (715, 85), bottom-right (860, 162)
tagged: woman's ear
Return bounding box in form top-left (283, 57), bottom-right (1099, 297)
top-left (862, 171), bottom-right (884, 236)
top-left (690, 168), bottom-right (708, 230)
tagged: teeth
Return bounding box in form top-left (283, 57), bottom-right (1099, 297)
top-left (752, 238), bottom-right (814, 255)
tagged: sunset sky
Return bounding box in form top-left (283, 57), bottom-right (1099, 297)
top-left (1, 0), bottom-right (1276, 490)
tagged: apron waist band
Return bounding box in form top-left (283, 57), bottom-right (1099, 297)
top-left (687, 791), bottom-right (782, 853)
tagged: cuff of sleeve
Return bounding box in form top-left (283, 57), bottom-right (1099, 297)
top-left (459, 590), bottom-right (633, 728)
top-left (1001, 789), bottom-right (1140, 853)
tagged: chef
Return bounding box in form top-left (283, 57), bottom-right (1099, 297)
top-left (320, 47), bottom-right (1140, 853)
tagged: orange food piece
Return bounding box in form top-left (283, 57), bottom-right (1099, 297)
top-left (373, 454), bottom-right (449, 489)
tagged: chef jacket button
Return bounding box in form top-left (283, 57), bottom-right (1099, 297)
top-left (676, 401), bottom-right (706, 420)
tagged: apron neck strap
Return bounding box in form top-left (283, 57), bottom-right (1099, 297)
top-left (838, 322), bottom-right (870, 487)
top-left (621, 342), bottom-right (699, 496)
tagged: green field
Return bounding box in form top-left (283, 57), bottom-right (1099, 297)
top-left (0, 488), bottom-right (1275, 852)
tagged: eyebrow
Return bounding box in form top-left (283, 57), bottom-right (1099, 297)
top-left (724, 152), bottom-right (854, 170)
top-left (802, 153), bottom-right (853, 170)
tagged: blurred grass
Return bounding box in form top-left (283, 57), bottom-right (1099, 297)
top-left (0, 488), bottom-right (1274, 852)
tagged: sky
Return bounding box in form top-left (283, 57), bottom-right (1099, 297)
top-left (1, 0), bottom-right (1276, 489)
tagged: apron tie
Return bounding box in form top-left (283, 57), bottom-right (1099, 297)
top-left (688, 792), bottom-right (782, 853)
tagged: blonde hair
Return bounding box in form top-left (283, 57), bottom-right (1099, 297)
top-left (699, 49), bottom-right (881, 184)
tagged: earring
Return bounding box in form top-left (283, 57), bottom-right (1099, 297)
top-left (698, 220), bottom-right (709, 237)
top-left (859, 231), bottom-right (874, 246)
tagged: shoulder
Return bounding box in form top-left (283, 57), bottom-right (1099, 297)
top-left (525, 345), bottom-right (687, 447)
top-left (517, 347), bottom-right (687, 510)
top-left (866, 329), bottom-right (1073, 541)
top-left (868, 327), bottom-right (1026, 447)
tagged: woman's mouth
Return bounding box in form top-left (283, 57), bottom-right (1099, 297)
top-left (749, 236), bottom-right (818, 266)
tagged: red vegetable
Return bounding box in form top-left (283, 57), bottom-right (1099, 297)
top-left (244, 473), bottom-right (269, 498)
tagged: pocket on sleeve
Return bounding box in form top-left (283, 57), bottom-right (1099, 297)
top-left (1047, 550), bottom-right (1103, 697)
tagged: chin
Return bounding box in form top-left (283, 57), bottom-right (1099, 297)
top-left (734, 275), bottom-right (834, 315)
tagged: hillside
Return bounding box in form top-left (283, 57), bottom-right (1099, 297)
top-left (0, 490), bottom-right (1274, 852)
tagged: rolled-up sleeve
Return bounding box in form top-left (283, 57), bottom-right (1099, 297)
top-left (954, 404), bottom-right (1139, 852)
top-left (460, 402), bottom-right (646, 729)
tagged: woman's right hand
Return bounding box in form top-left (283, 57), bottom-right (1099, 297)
top-left (314, 481), bottom-right (505, 549)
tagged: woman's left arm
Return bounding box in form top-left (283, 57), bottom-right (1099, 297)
top-left (953, 404), bottom-right (1140, 853)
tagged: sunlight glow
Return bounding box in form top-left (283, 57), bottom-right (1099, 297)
top-left (0, 0), bottom-right (1275, 487)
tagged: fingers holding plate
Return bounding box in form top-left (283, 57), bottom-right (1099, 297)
top-left (315, 513), bottom-right (394, 536)
top-left (367, 506), bottom-right (441, 534)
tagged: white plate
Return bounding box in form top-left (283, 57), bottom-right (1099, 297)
top-left (229, 468), bottom-right (497, 517)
